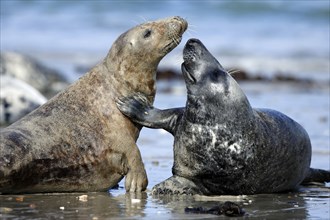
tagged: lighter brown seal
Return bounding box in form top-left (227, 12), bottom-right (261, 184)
top-left (0, 16), bottom-right (187, 194)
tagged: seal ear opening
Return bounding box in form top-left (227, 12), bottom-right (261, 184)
top-left (210, 69), bottom-right (227, 82)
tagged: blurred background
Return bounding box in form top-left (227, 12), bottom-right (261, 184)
top-left (1, 0), bottom-right (329, 82)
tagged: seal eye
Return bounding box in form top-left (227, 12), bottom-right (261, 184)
top-left (210, 71), bottom-right (220, 82)
top-left (143, 29), bottom-right (152, 38)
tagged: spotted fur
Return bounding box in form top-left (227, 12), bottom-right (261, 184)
top-left (117, 39), bottom-right (329, 195)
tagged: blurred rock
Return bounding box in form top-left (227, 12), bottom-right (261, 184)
top-left (0, 75), bottom-right (47, 126)
top-left (227, 68), bottom-right (267, 81)
top-left (0, 51), bottom-right (69, 98)
top-left (228, 68), bottom-right (315, 84)
top-left (156, 68), bottom-right (265, 82)
top-left (157, 68), bottom-right (183, 80)
top-left (228, 69), bottom-right (252, 81)
top-left (273, 73), bottom-right (313, 84)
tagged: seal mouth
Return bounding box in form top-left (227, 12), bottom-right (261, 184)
top-left (182, 38), bottom-right (200, 84)
top-left (182, 63), bottom-right (196, 84)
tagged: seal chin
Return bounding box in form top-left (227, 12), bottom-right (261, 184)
top-left (181, 63), bottom-right (196, 84)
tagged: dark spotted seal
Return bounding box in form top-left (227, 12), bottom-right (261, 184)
top-left (117, 38), bottom-right (330, 195)
top-left (0, 16), bottom-right (187, 194)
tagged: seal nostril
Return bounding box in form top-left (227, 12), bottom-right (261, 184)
top-left (183, 40), bottom-right (197, 63)
top-left (183, 51), bottom-right (195, 62)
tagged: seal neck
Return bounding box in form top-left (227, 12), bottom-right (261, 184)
top-left (102, 58), bottom-right (157, 101)
top-left (185, 93), bottom-right (254, 126)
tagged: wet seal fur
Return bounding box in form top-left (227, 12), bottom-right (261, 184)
top-left (0, 16), bottom-right (187, 194)
top-left (117, 39), bottom-right (330, 195)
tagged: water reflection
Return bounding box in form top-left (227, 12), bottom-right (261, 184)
top-left (122, 192), bottom-right (148, 218)
top-left (0, 185), bottom-right (329, 219)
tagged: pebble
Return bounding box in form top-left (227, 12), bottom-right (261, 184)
top-left (131, 199), bottom-right (141, 204)
top-left (77, 195), bottom-right (88, 202)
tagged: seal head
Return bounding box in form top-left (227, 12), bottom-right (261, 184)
top-left (107, 16), bottom-right (188, 99)
top-left (181, 38), bottom-right (252, 124)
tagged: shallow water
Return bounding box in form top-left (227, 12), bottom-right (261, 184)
top-left (0, 184), bottom-right (329, 219)
top-left (1, 81), bottom-right (329, 219)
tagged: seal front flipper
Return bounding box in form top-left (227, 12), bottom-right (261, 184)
top-left (122, 140), bottom-right (148, 192)
top-left (116, 93), bottom-right (152, 122)
top-left (152, 175), bottom-right (209, 195)
top-left (116, 93), bottom-right (184, 134)
top-left (302, 168), bottom-right (330, 184)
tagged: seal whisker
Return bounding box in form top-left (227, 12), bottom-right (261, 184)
top-left (171, 34), bottom-right (180, 46)
top-left (187, 27), bottom-right (198, 34)
top-left (227, 69), bottom-right (242, 75)
top-left (131, 16), bottom-right (149, 26)
top-left (138, 15), bottom-right (148, 22)
top-left (186, 29), bottom-right (196, 37)
top-left (188, 24), bottom-right (198, 30)
top-left (131, 20), bottom-right (140, 25)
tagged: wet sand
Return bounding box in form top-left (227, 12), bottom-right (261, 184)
top-left (0, 181), bottom-right (329, 219)
top-left (1, 81), bottom-right (329, 219)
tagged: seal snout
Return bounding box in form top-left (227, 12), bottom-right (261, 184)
top-left (173, 16), bottom-right (188, 34)
top-left (187, 38), bottom-right (203, 46)
top-left (167, 16), bottom-right (188, 38)
top-left (182, 38), bottom-right (203, 84)
top-left (183, 38), bottom-right (206, 63)
top-left (162, 16), bottom-right (187, 54)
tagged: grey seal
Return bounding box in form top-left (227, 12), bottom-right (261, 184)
top-left (0, 51), bottom-right (68, 98)
top-left (0, 16), bottom-right (187, 194)
top-left (117, 38), bottom-right (330, 195)
top-left (0, 75), bottom-right (47, 126)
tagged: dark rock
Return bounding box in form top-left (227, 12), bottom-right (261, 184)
top-left (273, 73), bottom-right (313, 84)
top-left (228, 69), bottom-right (251, 81)
top-left (185, 201), bottom-right (245, 217)
top-left (157, 68), bottom-right (183, 80)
